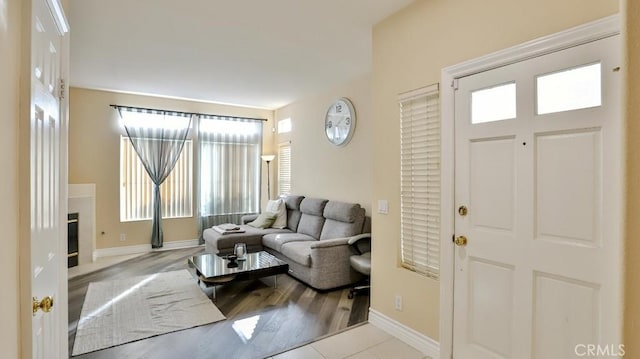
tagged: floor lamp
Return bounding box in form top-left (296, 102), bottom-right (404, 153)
top-left (261, 154), bottom-right (276, 200)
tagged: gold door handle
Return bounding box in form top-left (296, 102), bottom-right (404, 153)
top-left (33, 296), bottom-right (54, 316)
top-left (454, 236), bottom-right (468, 247)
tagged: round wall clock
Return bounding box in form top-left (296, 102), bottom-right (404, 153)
top-left (325, 98), bottom-right (356, 147)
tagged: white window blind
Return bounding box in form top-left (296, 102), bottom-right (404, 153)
top-left (120, 136), bottom-right (193, 221)
top-left (278, 142), bottom-right (292, 196)
top-left (400, 83), bottom-right (440, 279)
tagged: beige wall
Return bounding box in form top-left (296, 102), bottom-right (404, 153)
top-left (624, 0), bottom-right (640, 355)
top-left (371, 0), bottom-right (618, 339)
top-left (1, 0), bottom-right (22, 356)
top-left (69, 88), bottom-right (274, 249)
top-left (274, 75), bottom-right (373, 214)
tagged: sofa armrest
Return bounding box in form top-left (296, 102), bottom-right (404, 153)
top-left (310, 237), bottom-right (350, 249)
top-left (308, 235), bottom-right (363, 290)
top-left (241, 214), bottom-right (259, 224)
top-left (310, 233), bottom-right (371, 249)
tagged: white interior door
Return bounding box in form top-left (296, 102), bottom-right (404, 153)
top-left (453, 35), bottom-right (622, 358)
top-left (29, 0), bottom-right (68, 357)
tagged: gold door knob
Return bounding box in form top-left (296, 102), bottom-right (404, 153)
top-left (454, 236), bottom-right (468, 247)
top-left (33, 296), bottom-right (54, 316)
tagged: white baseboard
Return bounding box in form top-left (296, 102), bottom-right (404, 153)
top-left (93, 239), bottom-right (201, 260)
top-left (93, 244), bottom-right (150, 260)
top-left (368, 309), bottom-right (440, 358)
top-left (155, 239), bottom-right (201, 251)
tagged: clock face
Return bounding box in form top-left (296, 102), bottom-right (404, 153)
top-left (325, 98), bottom-right (356, 146)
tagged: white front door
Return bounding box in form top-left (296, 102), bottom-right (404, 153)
top-left (453, 35), bottom-right (622, 358)
top-left (29, 0), bottom-right (68, 357)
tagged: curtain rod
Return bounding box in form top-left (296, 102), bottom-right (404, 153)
top-left (109, 104), bottom-right (268, 122)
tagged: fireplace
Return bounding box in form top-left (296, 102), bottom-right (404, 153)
top-left (68, 213), bottom-right (79, 268)
top-left (68, 184), bottom-right (96, 266)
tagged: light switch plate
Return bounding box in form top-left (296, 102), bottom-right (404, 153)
top-left (378, 200), bottom-right (388, 214)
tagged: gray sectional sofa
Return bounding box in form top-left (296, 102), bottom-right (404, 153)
top-left (202, 195), bottom-right (371, 290)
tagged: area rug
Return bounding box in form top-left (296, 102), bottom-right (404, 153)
top-left (72, 269), bottom-right (225, 356)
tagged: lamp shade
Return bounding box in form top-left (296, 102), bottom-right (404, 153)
top-left (261, 154), bottom-right (275, 162)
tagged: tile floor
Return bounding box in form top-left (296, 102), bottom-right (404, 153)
top-left (269, 323), bottom-right (432, 359)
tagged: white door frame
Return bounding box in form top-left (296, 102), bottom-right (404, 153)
top-left (438, 15), bottom-right (620, 359)
top-left (57, 0), bottom-right (71, 353)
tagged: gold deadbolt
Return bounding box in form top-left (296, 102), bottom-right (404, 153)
top-left (454, 236), bottom-right (468, 247)
top-left (33, 296), bottom-right (54, 316)
top-left (458, 205), bottom-right (468, 216)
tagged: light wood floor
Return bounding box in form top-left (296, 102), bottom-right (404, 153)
top-left (68, 247), bottom-right (369, 359)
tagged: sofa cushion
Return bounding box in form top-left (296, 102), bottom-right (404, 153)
top-left (300, 198), bottom-right (328, 216)
top-left (265, 199), bottom-right (287, 229)
top-left (284, 195), bottom-right (305, 231)
top-left (247, 212), bottom-right (277, 228)
top-left (203, 225), bottom-right (289, 252)
top-left (297, 214), bottom-right (325, 239)
top-left (280, 241), bottom-right (315, 267)
top-left (262, 233), bottom-right (316, 252)
top-left (284, 195), bottom-right (304, 210)
top-left (362, 216), bottom-right (371, 233)
top-left (297, 198), bottom-right (328, 239)
top-left (323, 201), bottom-right (361, 222)
top-left (320, 207), bottom-right (365, 240)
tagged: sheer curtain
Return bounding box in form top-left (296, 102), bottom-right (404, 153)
top-left (117, 107), bottom-right (193, 248)
top-left (198, 116), bottom-right (262, 240)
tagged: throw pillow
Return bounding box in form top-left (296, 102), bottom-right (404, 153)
top-left (265, 199), bottom-right (287, 229)
top-left (247, 212), bottom-right (278, 229)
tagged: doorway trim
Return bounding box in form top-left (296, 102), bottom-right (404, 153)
top-left (438, 15), bottom-right (620, 359)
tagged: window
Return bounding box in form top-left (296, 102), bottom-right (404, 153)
top-left (278, 142), bottom-right (291, 196)
top-left (120, 136), bottom-right (193, 221)
top-left (471, 82), bottom-right (517, 124)
top-left (536, 62), bottom-right (601, 115)
top-left (399, 84), bottom-right (441, 279)
top-left (278, 118), bottom-right (292, 134)
top-left (199, 116), bottom-right (262, 225)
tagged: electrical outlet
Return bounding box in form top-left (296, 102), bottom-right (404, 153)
top-left (119, 233), bottom-right (126, 242)
top-left (395, 295), bottom-right (403, 311)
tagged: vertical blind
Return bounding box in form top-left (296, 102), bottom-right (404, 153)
top-left (399, 83), bottom-right (441, 279)
top-left (120, 137), bottom-right (193, 221)
top-left (278, 142), bottom-right (292, 196)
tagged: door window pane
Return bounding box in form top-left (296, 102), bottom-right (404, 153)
top-left (471, 83), bottom-right (517, 124)
top-left (536, 63), bottom-right (601, 115)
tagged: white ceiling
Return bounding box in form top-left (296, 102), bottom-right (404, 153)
top-left (68, 0), bottom-right (414, 110)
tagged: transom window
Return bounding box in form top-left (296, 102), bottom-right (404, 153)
top-left (471, 82), bottom-right (517, 124)
top-left (469, 62), bottom-right (603, 124)
top-left (536, 62), bottom-right (601, 115)
top-left (278, 118), bottom-right (292, 134)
